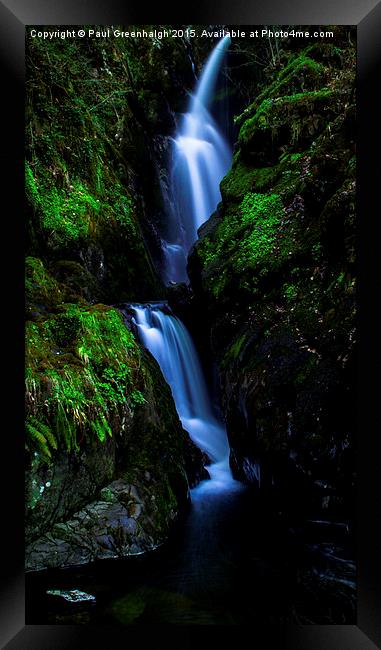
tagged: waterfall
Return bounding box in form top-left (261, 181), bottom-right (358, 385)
top-left (162, 36), bottom-right (232, 284)
top-left (130, 40), bottom-right (239, 493)
top-left (131, 304), bottom-right (239, 493)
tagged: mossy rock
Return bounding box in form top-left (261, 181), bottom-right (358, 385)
top-left (25, 302), bottom-right (144, 458)
top-left (25, 315), bottom-right (204, 549)
top-left (26, 161), bottom-right (163, 302)
top-left (52, 260), bottom-right (104, 303)
top-left (235, 53), bottom-right (327, 128)
top-left (25, 257), bottom-right (65, 310)
top-left (238, 89), bottom-right (343, 164)
top-left (189, 36), bottom-right (356, 506)
top-left (195, 191), bottom-right (308, 302)
top-left (220, 151), bottom-right (306, 204)
top-left (220, 159), bottom-right (279, 202)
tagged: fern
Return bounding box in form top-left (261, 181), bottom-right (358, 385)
top-left (90, 416), bottom-right (112, 443)
top-left (28, 417), bottom-right (58, 451)
top-left (26, 422), bottom-right (52, 459)
top-left (56, 404), bottom-right (79, 452)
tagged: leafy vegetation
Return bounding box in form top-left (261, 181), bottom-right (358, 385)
top-left (25, 282), bottom-right (145, 461)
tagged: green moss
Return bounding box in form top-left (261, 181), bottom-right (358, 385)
top-left (283, 283), bottom-right (298, 301)
top-left (239, 88), bottom-right (335, 150)
top-left (220, 151), bottom-right (305, 207)
top-left (238, 192), bottom-right (285, 264)
top-left (25, 162), bottom-right (40, 205)
top-left (221, 161), bottom-right (279, 201)
top-left (199, 193), bottom-right (284, 267)
top-left (282, 54), bottom-right (324, 94)
top-left (25, 257), bottom-right (63, 306)
top-left (221, 333), bottom-right (247, 368)
top-left (26, 162), bottom-right (98, 243)
top-left (235, 54), bottom-right (326, 128)
top-left (26, 161), bottom-right (139, 249)
top-left (196, 192), bottom-right (292, 298)
top-left (40, 181), bottom-right (98, 241)
top-left (25, 304), bottom-right (145, 458)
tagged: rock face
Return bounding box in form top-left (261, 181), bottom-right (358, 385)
top-left (188, 33), bottom-right (356, 519)
top-left (25, 30), bottom-right (198, 305)
top-left (25, 314), bottom-right (205, 570)
top-left (27, 479), bottom-right (173, 571)
top-left (25, 31), bottom-right (208, 570)
top-left (25, 263), bottom-right (205, 571)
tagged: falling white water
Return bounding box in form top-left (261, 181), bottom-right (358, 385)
top-left (131, 304), bottom-right (240, 493)
top-left (130, 39), bottom-right (239, 493)
top-left (162, 36), bottom-right (232, 284)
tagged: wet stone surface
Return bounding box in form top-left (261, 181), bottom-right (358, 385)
top-left (25, 480), bottom-right (161, 571)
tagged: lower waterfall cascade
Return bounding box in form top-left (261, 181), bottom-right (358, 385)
top-left (131, 303), bottom-right (241, 495)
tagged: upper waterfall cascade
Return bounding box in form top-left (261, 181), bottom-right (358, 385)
top-left (162, 36), bottom-right (232, 284)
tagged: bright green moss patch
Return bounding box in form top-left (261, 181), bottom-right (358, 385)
top-left (40, 180), bottom-right (99, 240)
top-left (236, 193), bottom-right (286, 269)
top-left (196, 192), bottom-right (293, 298)
top-left (26, 162), bottom-right (99, 244)
top-left (241, 192), bottom-right (283, 226)
top-left (220, 151), bottom-right (305, 205)
top-left (199, 192), bottom-right (284, 269)
top-left (220, 160), bottom-right (259, 201)
top-left (277, 56), bottom-right (325, 94)
top-left (26, 161), bottom-right (137, 249)
top-left (25, 304), bottom-right (145, 460)
top-left (25, 162), bottom-right (40, 205)
top-left (221, 161), bottom-right (280, 201)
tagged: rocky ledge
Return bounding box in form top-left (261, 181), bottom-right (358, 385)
top-left (27, 477), bottom-right (175, 571)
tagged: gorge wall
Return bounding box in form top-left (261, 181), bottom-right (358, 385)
top-left (25, 30), bottom-right (207, 570)
top-left (188, 28), bottom-right (356, 520)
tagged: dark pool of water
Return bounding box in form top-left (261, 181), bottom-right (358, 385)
top-left (26, 485), bottom-right (356, 625)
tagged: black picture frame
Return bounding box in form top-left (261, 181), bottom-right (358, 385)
top-left (1, 0), bottom-right (380, 647)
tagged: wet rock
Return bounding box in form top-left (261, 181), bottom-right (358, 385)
top-left (46, 589), bottom-right (96, 604)
top-left (291, 541), bottom-right (356, 623)
top-left (26, 326), bottom-right (206, 571)
top-left (26, 479), bottom-right (164, 571)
